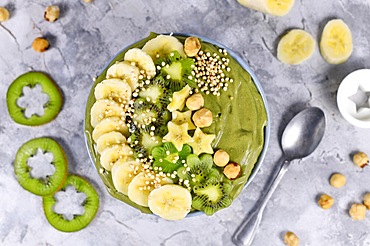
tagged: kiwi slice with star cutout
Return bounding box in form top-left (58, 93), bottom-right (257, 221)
top-left (7, 71), bottom-right (63, 126)
top-left (14, 137), bottom-right (68, 196)
top-left (156, 51), bottom-right (196, 91)
top-left (42, 175), bottom-right (99, 232)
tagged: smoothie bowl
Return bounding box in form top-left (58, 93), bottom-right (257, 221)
top-left (84, 33), bottom-right (270, 220)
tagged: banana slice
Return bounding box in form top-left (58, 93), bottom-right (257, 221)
top-left (237, 0), bottom-right (295, 16)
top-left (167, 85), bottom-right (191, 112)
top-left (106, 61), bottom-right (140, 91)
top-left (94, 78), bottom-right (132, 103)
top-left (111, 159), bottom-right (143, 195)
top-left (96, 131), bottom-right (127, 154)
top-left (277, 29), bottom-right (315, 65)
top-left (90, 99), bottom-right (125, 128)
top-left (124, 48), bottom-right (156, 78)
top-left (148, 184), bottom-right (192, 220)
top-left (92, 116), bottom-right (128, 142)
top-left (320, 19), bottom-right (353, 64)
top-left (100, 144), bottom-right (134, 171)
top-left (128, 171), bottom-right (173, 207)
top-left (142, 35), bottom-right (186, 60)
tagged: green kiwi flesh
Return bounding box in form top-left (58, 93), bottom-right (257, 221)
top-left (128, 127), bottom-right (163, 158)
top-left (152, 142), bottom-right (192, 173)
top-left (6, 71), bottom-right (63, 126)
top-left (138, 76), bottom-right (170, 108)
top-left (14, 137), bottom-right (68, 196)
top-left (43, 175), bottom-right (100, 232)
top-left (177, 154), bottom-right (214, 185)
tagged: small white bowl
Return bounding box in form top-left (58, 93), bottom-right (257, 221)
top-left (337, 69), bottom-right (370, 128)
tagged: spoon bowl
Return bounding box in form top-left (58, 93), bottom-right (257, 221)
top-left (232, 107), bottom-right (326, 246)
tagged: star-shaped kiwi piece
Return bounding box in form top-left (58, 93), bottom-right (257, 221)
top-left (163, 122), bottom-right (194, 151)
top-left (188, 128), bottom-right (215, 155)
top-left (171, 110), bottom-right (196, 130)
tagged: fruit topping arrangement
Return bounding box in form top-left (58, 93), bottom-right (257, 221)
top-left (87, 33), bottom-right (267, 220)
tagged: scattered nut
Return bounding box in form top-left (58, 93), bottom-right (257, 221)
top-left (284, 231), bottom-right (299, 246)
top-left (32, 37), bottom-right (50, 52)
top-left (0, 7), bottom-right (10, 22)
top-left (184, 36), bottom-right (201, 57)
top-left (353, 152), bottom-right (369, 168)
top-left (44, 5), bottom-right (60, 22)
top-left (329, 173), bottom-right (346, 188)
top-left (318, 194), bottom-right (334, 210)
top-left (192, 108), bottom-right (212, 128)
top-left (349, 203), bottom-right (366, 220)
top-left (83, 0), bottom-right (93, 2)
top-left (214, 149), bottom-right (230, 167)
top-left (186, 93), bottom-right (204, 111)
top-left (364, 193), bottom-right (370, 210)
top-left (223, 162), bottom-right (241, 180)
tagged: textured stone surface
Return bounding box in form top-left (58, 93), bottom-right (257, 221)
top-left (1, 0), bottom-right (370, 245)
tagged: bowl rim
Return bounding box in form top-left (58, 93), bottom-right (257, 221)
top-left (83, 32), bottom-right (271, 217)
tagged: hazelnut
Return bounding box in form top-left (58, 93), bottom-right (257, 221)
top-left (0, 7), bottom-right (10, 22)
top-left (32, 37), bottom-right (50, 52)
top-left (364, 193), bottom-right (370, 210)
top-left (192, 108), bottom-right (212, 128)
top-left (284, 231), bottom-right (299, 246)
top-left (349, 203), bottom-right (366, 220)
top-left (329, 173), bottom-right (346, 188)
top-left (318, 194), bottom-right (334, 210)
top-left (186, 93), bottom-right (204, 111)
top-left (214, 149), bottom-right (230, 167)
top-left (83, 0), bottom-right (93, 2)
top-left (184, 36), bottom-right (201, 57)
top-left (353, 152), bottom-right (369, 168)
top-left (44, 5), bottom-right (60, 22)
top-left (223, 162), bottom-right (241, 180)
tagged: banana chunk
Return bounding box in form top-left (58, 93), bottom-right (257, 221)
top-left (148, 184), bottom-right (192, 220)
top-left (111, 159), bottom-right (143, 195)
top-left (320, 19), bottom-right (353, 64)
top-left (237, 0), bottom-right (295, 16)
top-left (92, 116), bottom-right (129, 142)
top-left (90, 99), bottom-right (125, 128)
top-left (96, 131), bottom-right (127, 154)
top-left (127, 172), bottom-right (173, 207)
top-left (94, 78), bottom-right (132, 103)
top-left (277, 29), bottom-right (315, 65)
top-left (100, 144), bottom-right (134, 171)
top-left (124, 48), bottom-right (156, 78)
top-left (142, 35), bottom-right (186, 60)
top-left (106, 61), bottom-right (140, 91)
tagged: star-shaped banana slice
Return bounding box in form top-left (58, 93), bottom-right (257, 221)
top-left (167, 85), bottom-right (191, 112)
top-left (171, 110), bottom-right (196, 130)
top-left (163, 122), bottom-right (194, 151)
top-left (188, 128), bottom-right (215, 155)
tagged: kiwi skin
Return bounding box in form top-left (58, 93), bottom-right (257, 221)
top-left (42, 175), bottom-right (100, 232)
top-left (6, 71), bottom-right (63, 126)
top-left (14, 137), bottom-right (68, 196)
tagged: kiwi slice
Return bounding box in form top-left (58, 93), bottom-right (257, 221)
top-left (152, 142), bottom-right (192, 173)
top-left (156, 51), bottom-right (196, 91)
top-left (128, 127), bottom-right (163, 158)
top-left (14, 137), bottom-right (68, 196)
top-left (131, 99), bottom-right (161, 127)
top-left (7, 71), bottom-right (63, 126)
top-left (177, 154), bottom-right (214, 185)
top-left (192, 180), bottom-right (233, 216)
top-left (138, 76), bottom-right (170, 108)
top-left (43, 175), bottom-right (99, 232)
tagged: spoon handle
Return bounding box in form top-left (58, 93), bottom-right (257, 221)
top-left (232, 160), bottom-right (291, 246)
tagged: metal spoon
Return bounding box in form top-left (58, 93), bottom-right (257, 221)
top-left (232, 107), bottom-right (326, 246)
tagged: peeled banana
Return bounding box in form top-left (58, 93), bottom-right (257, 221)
top-left (96, 131), bottom-right (126, 154)
top-left (92, 116), bottom-right (129, 142)
top-left (320, 19), bottom-right (353, 64)
top-left (94, 78), bottom-right (132, 103)
top-left (111, 159), bottom-right (143, 195)
top-left (106, 61), bottom-right (140, 91)
top-left (237, 0), bottom-right (295, 16)
top-left (148, 184), bottom-right (192, 220)
top-left (90, 99), bottom-right (125, 127)
top-left (142, 35), bottom-right (186, 60)
top-left (277, 29), bottom-right (315, 65)
top-left (124, 48), bottom-right (156, 78)
top-left (100, 144), bottom-right (134, 171)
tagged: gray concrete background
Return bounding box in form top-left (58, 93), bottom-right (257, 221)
top-left (1, 0), bottom-right (370, 245)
